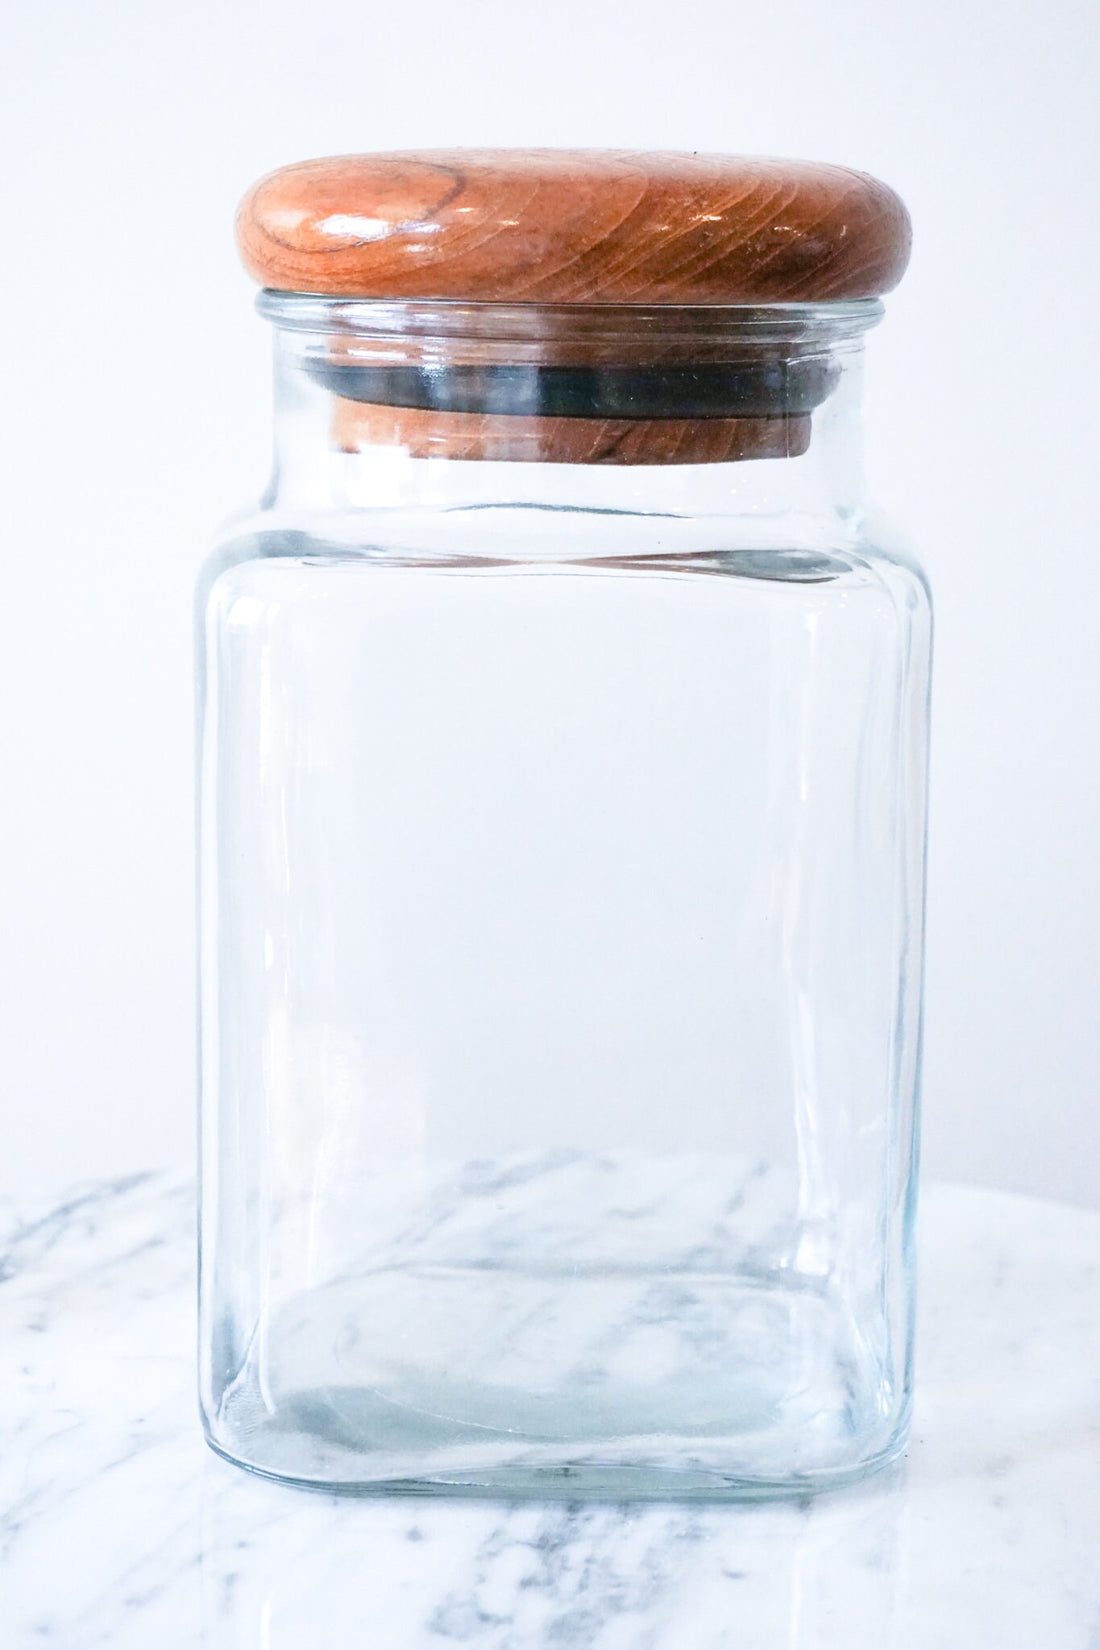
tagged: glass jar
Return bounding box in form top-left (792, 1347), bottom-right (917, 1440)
top-left (198, 153), bottom-right (929, 1498)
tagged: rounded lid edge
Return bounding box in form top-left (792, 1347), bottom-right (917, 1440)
top-left (236, 149), bottom-right (911, 306)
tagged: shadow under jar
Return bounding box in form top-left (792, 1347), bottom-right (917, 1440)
top-left (198, 150), bottom-right (930, 1498)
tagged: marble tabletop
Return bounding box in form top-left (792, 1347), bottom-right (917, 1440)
top-left (1, 1173), bottom-right (1097, 1649)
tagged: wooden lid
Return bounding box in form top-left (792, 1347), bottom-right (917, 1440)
top-left (237, 150), bottom-right (911, 305)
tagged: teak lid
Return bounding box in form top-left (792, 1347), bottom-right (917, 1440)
top-left (238, 151), bottom-right (910, 464)
top-left (238, 150), bottom-right (910, 304)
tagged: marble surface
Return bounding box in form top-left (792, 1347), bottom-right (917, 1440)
top-left (1, 1174), bottom-right (1097, 1648)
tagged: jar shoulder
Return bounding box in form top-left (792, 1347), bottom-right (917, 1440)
top-left (855, 508), bottom-right (931, 606)
top-left (197, 502), bottom-right (930, 618)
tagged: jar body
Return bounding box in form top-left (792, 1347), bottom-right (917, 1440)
top-left (198, 304), bottom-right (930, 1497)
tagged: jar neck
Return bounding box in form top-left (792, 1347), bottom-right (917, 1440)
top-left (260, 297), bottom-right (880, 535)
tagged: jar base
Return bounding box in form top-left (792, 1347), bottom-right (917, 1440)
top-left (202, 1260), bottom-right (909, 1499)
top-left (202, 1151), bottom-right (911, 1499)
top-left (203, 1425), bottom-right (910, 1502)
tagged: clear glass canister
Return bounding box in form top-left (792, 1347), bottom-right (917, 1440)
top-left (198, 158), bottom-right (930, 1499)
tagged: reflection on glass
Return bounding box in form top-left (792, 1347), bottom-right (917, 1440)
top-left (200, 1457), bottom-right (902, 1647)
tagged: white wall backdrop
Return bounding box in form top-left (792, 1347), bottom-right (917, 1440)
top-left (1, 0), bottom-right (1097, 1206)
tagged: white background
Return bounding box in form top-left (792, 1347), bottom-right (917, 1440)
top-left (1, 0), bottom-right (1097, 1207)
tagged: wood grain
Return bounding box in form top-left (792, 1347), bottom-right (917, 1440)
top-left (238, 150), bottom-right (910, 305)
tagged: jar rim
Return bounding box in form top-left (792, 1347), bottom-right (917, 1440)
top-left (261, 293), bottom-right (879, 468)
top-left (256, 291), bottom-right (884, 348)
